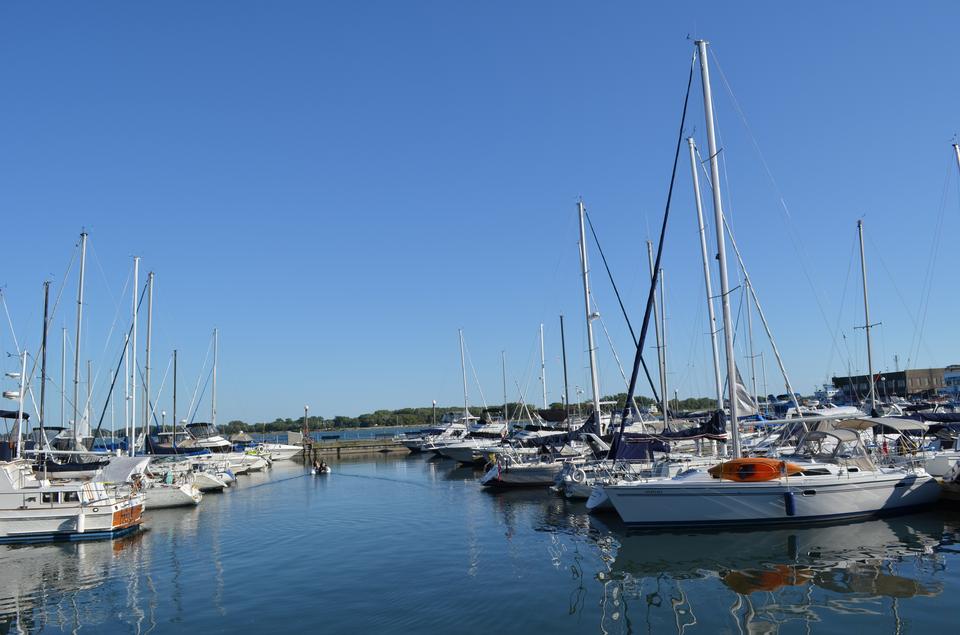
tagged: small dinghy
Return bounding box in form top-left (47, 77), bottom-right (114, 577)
top-left (311, 465), bottom-right (332, 475)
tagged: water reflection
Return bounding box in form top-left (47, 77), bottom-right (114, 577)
top-left (581, 512), bottom-right (956, 634)
top-left (0, 531), bottom-right (146, 633)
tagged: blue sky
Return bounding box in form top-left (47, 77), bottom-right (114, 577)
top-left (1, 2), bottom-right (959, 425)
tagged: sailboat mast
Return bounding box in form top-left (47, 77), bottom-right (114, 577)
top-left (659, 267), bottom-right (669, 424)
top-left (688, 138), bottom-right (724, 410)
top-left (124, 334), bottom-right (130, 452)
top-left (559, 314), bottom-right (570, 414)
top-left (144, 272), bottom-right (153, 440)
top-left (72, 231), bottom-right (87, 442)
top-left (646, 242), bottom-right (669, 427)
top-left (14, 351), bottom-right (26, 459)
top-left (172, 349), bottom-right (177, 436)
top-left (953, 143), bottom-right (960, 173)
top-left (539, 323), bottom-right (547, 409)
top-left (61, 328), bottom-right (66, 429)
top-left (857, 220), bottom-right (876, 414)
top-left (130, 256), bottom-right (139, 456)
top-left (212, 327), bottom-right (218, 427)
top-left (577, 201), bottom-right (603, 431)
top-left (696, 39), bottom-right (741, 457)
top-left (501, 350), bottom-right (508, 424)
top-left (458, 329), bottom-right (469, 418)
top-left (746, 279), bottom-right (759, 407)
top-left (39, 281), bottom-right (50, 434)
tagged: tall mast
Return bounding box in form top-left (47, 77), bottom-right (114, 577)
top-left (144, 272), bottom-right (154, 439)
top-left (559, 314), bottom-right (570, 414)
top-left (130, 256), bottom-right (139, 456)
top-left (61, 328), bottom-right (66, 429)
top-left (172, 349), bottom-right (178, 435)
top-left (688, 138), bottom-right (724, 409)
top-left (72, 231), bottom-right (87, 442)
top-left (647, 242), bottom-right (669, 427)
top-left (14, 351), bottom-right (27, 459)
top-left (746, 278), bottom-right (759, 408)
top-left (954, 143), bottom-right (960, 174)
top-left (124, 334), bottom-right (130, 450)
top-left (39, 281), bottom-right (50, 435)
top-left (577, 201), bottom-right (603, 431)
top-left (697, 39), bottom-right (741, 457)
top-left (212, 327), bottom-right (219, 427)
top-left (659, 267), bottom-right (669, 425)
top-left (86, 360), bottom-right (91, 434)
top-left (458, 329), bottom-right (469, 418)
top-left (501, 350), bottom-right (508, 424)
top-left (857, 220), bottom-right (877, 414)
top-left (539, 323), bottom-right (547, 409)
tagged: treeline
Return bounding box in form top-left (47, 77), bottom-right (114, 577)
top-left (218, 394), bottom-right (718, 435)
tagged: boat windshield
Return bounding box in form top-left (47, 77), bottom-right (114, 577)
top-left (793, 429), bottom-right (876, 470)
top-left (186, 424), bottom-right (220, 440)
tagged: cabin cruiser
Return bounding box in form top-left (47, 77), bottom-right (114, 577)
top-left (407, 413), bottom-right (475, 453)
top-left (603, 428), bottom-right (939, 527)
top-left (0, 460), bottom-right (144, 544)
top-left (258, 443), bottom-right (302, 461)
top-left (433, 420), bottom-right (509, 463)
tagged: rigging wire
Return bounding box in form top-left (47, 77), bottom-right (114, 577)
top-left (462, 336), bottom-right (489, 411)
top-left (709, 49), bottom-right (847, 371)
top-left (905, 157), bottom-right (954, 368)
top-left (584, 210), bottom-right (663, 403)
top-left (615, 47), bottom-right (697, 450)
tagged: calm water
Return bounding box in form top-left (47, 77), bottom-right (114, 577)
top-left (2, 454), bottom-right (959, 633)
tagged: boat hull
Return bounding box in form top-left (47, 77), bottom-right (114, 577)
top-left (0, 499), bottom-right (144, 544)
top-left (604, 471), bottom-right (940, 527)
top-left (143, 483), bottom-right (202, 509)
top-left (480, 462), bottom-right (563, 487)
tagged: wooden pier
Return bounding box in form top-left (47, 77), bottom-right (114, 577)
top-left (299, 438), bottom-right (407, 461)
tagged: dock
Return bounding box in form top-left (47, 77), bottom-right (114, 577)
top-left (300, 438), bottom-right (407, 460)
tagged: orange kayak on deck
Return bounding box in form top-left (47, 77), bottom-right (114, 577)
top-left (707, 457), bottom-right (805, 482)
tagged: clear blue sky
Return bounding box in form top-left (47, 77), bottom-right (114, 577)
top-left (2, 2), bottom-right (959, 425)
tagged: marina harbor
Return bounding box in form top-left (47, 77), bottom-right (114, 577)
top-left (4, 3), bottom-right (960, 633)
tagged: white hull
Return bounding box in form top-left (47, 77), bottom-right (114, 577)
top-left (604, 469), bottom-right (940, 527)
top-left (261, 444), bottom-right (302, 461)
top-left (0, 463), bottom-right (145, 544)
top-left (480, 461), bottom-right (563, 487)
top-left (193, 471), bottom-right (228, 492)
top-left (143, 483), bottom-right (202, 509)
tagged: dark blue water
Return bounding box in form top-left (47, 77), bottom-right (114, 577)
top-left (2, 454), bottom-right (958, 633)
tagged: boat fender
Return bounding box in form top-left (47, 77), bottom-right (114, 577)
top-left (572, 468), bottom-right (587, 484)
top-left (783, 491), bottom-right (796, 517)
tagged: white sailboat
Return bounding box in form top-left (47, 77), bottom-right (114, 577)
top-left (601, 40), bottom-right (939, 527)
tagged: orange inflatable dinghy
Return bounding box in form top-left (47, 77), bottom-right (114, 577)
top-left (707, 457), bottom-right (805, 482)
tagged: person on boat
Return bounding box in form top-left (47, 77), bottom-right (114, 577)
top-left (319, 459), bottom-right (328, 473)
top-left (312, 458), bottom-right (321, 471)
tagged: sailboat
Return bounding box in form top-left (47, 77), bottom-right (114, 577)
top-left (601, 40), bottom-right (939, 526)
top-left (480, 201), bottom-right (606, 487)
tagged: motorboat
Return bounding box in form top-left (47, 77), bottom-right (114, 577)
top-left (0, 460), bottom-right (144, 544)
top-left (259, 443), bottom-right (302, 461)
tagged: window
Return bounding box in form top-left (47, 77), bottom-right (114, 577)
top-left (41, 492), bottom-right (60, 504)
top-left (63, 491), bottom-right (79, 503)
